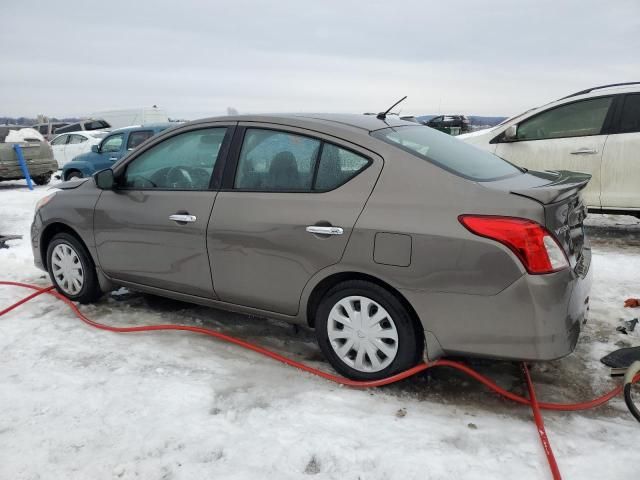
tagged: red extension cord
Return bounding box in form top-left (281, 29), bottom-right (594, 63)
top-left (2, 280), bottom-right (638, 480)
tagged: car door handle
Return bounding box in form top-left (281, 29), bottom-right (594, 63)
top-left (570, 148), bottom-right (598, 155)
top-left (109, 157), bottom-right (118, 161)
top-left (306, 225), bottom-right (343, 235)
top-left (169, 214), bottom-right (197, 223)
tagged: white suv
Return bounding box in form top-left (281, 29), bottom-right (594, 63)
top-left (460, 82), bottom-right (640, 213)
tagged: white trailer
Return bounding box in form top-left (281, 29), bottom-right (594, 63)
top-left (89, 106), bottom-right (169, 129)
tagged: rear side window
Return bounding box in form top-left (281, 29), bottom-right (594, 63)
top-left (235, 129), bottom-right (320, 190)
top-left (618, 94), bottom-right (640, 134)
top-left (516, 97), bottom-right (612, 140)
top-left (84, 120), bottom-right (110, 130)
top-left (127, 130), bottom-right (154, 150)
top-left (314, 144), bottom-right (369, 190)
top-left (372, 125), bottom-right (521, 181)
top-left (69, 134), bottom-right (86, 144)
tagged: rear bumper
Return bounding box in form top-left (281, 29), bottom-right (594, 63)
top-left (403, 247), bottom-right (593, 361)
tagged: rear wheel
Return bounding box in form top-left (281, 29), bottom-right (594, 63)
top-left (315, 280), bottom-right (424, 380)
top-left (65, 170), bottom-right (83, 180)
top-left (46, 233), bottom-right (102, 304)
top-left (33, 173), bottom-right (52, 185)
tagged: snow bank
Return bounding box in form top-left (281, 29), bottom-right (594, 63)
top-left (0, 180), bottom-right (637, 479)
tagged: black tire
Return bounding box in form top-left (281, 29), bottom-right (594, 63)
top-left (33, 172), bottom-right (52, 185)
top-left (315, 280), bottom-right (424, 381)
top-left (46, 232), bottom-right (102, 304)
top-left (65, 170), bottom-right (83, 180)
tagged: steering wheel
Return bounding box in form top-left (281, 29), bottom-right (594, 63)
top-left (166, 166), bottom-right (194, 189)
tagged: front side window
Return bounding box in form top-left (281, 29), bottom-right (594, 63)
top-left (69, 134), bottom-right (86, 144)
top-left (619, 94), bottom-right (640, 134)
top-left (127, 130), bottom-right (154, 150)
top-left (372, 125), bottom-right (521, 181)
top-left (516, 96), bottom-right (612, 141)
top-left (101, 134), bottom-right (124, 153)
top-left (314, 144), bottom-right (369, 190)
top-left (122, 128), bottom-right (227, 190)
top-left (50, 135), bottom-right (68, 146)
top-left (235, 129), bottom-right (320, 191)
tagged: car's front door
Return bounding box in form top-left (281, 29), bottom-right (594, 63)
top-left (601, 93), bottom-right (640, 209)
top-left (94, 133), bottom-right (126, 172)
top-left (93, 125), bottom-right (232, 298)
top-left (494, 96), bottom-right (615, 209)
top-left (208, 125), bottom-right (382, 315)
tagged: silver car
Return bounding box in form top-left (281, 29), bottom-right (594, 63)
top-left (31, 114), bottom-right (592, 380)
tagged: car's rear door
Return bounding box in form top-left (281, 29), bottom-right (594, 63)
top-left (494, 95), bottom-right (615, 209)
top-left (65, 134), bottom-right (88, 163)
top-left (208, 124), bottom-right (382, 315)
top-left (94, 124), bottom-right (233, 298)
top-left (600, 93), bottom-right (640, 209)
top-left (50, 134), bottom-right (70, 167)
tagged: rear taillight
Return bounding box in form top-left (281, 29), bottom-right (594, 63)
top-left (458, 215), bottom-right (569, 274)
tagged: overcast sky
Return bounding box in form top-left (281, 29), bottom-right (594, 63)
top-left (2, 0), bottom-right (639, 119)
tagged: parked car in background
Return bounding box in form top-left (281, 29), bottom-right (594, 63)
top-left (28, 122), bottom-right (70, 141)
top-left (54, 119), bottom-right (111, 135)
top-left (0, 126), bottom-right (57, 184)
top-left (50, 131), bottom-right (108, 168)
top-left (424, 115), bottom-right (471, 135)
top-left (459, 82), bottom-right (640, 213)
top-left (61, 124), bottom-right (173, 180)
top-left (33, 113), bottom-right (591, 381)
top-left (89, 106), bottom-right (169, 129)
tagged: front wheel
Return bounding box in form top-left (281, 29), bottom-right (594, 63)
top-left (315, 280), bottom-right (424, 381)
top-left (46, 233), bottom-right (102, 304)
top-left (65, 170), bottom-right (83, 181)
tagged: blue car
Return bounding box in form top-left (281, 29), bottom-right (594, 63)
top-left (62, 124), bottom-right (174, 180)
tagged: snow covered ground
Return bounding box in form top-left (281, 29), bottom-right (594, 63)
top-left (0, 178), bottom-right (638, 479)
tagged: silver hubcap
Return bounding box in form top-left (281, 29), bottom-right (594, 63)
top-left (327, 296), bottom-right (399, 373)
top-left (51, 243), bottom-right (84, 296)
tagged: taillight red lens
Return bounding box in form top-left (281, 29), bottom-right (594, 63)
top-left (458, 215), bottom-right (569, 274)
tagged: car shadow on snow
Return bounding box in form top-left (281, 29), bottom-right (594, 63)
top-left (83, 287), bottom-right (624, 421)
top-left (69, 214), bottom-right (636, 421)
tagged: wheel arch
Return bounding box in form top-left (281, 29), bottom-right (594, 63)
top-left (305, 271), bottom-right (424, 335)
top-left (39, 222), bottom-right (92, 270)
top-left (63, 169), bottom-right (83, 180)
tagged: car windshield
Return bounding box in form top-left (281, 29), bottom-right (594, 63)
top-left (89, 132), bottom-right (108, 139)
top-left (371, 125), bottom-right (522, 181)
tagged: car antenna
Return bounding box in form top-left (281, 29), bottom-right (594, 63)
top-left (376, 96), bottom-right (407, 120)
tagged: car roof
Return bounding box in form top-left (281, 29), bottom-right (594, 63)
top-left (189, 113), bottom-right (414, 133)
top-left (111, 123), bottom-right (175, 134)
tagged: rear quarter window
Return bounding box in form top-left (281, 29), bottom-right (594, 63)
top-left (371, 125), bottom-right (521, 181)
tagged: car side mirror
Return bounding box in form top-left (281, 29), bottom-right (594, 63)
top-left (503, 124), bottom-right (518, 141)
top-left (91, 145), bottom-right (99, 153)
top-left (94, 168), bottom-right (115, 189)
